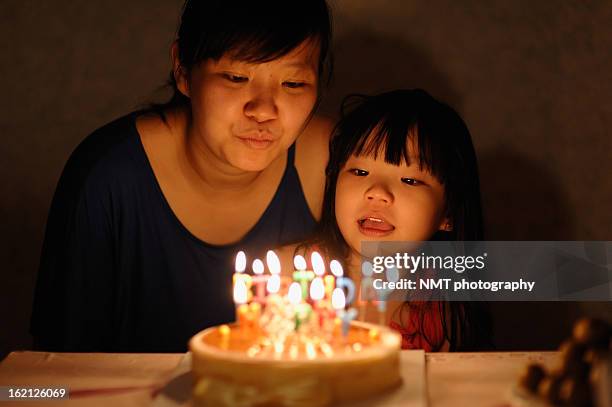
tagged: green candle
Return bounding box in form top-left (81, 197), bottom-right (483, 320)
top-left (293, 270), bottom-right (314, 300)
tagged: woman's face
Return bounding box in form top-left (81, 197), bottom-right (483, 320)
top-left (335, 142), bottom-right (450, 259)
top-left (183, 41), bottom-right (319, 172)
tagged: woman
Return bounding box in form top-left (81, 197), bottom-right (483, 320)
top-left (30, 0), bottom-right (333, 352)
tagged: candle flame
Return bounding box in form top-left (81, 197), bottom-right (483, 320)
top-left (266, 250), bottom-right (281, 275)
top-left (252, 259), bottom-right (264, 275)
top-left (293, 254), bottom-right (307, 271)
top-left (311, 251), bottom-right (325, 276)
top-left (309, 277), bottom-right (325, 301)
top-left (235, 251), bottom-right (246, 273)
top-left (288, 282), bottom-right (302, 305)
top-left (267, 274), bottom-right (281, 294)
top-left (330, 259), bottom-right (343, 277)
top-left (233, 278), bottom-right (248, 304)
top-left (331, 287), bottom-right (345, 310)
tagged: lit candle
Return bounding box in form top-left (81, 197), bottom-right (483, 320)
top-left (233, 251), bottom-right (252, 304)
top-left (266, 273), bottom-right (282, 310)
top-left (288, 282), bottom-right (303, 304)
top-left (219, 324), bottom-right (230, 350)
top-left (267, 273), bottom-right (281, 294)
top-left (309, 276), bottom-right (325, 327)
top-left (288, 281), bottom-right (311, 331)
top-left (293, 255), bottom-right (314, 301)
top-left (333, 262), bottom-right (356, 305)
top-left (233, 250), bottom-right (247, 285)
top-left (251, 258), bottom-right (267, 304)
top-left (233, 278), bottom-right (250, 329)
top-left (310, 277), bottom-right (325, 302)
top-left (332, 283), bottom-right (357, 337)
top-left (249, 302), bottom-right (262, 333)
top-left (327, 259), bottom-right (342, 299)
top-left (311, 251), bottom-right (325, 277)
top-left (360, 261), bottom-right (375, 322)
top-left (266, 250), bottom-right (281, 274)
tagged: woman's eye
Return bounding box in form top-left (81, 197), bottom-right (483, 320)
top-left (401, 178), bottom-right (423, 186)
top-left (349, 168), bottom-right (368, 176)
top-left (283, 81), bottom-right (306, 89)
top-left (223, 73), bottom-right (248, 83)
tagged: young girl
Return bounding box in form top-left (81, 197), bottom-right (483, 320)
top-left (285, 88), bottom-right (492, 351)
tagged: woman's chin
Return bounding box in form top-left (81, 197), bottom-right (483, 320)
top-left (229, 155), bottom-right (275, 172)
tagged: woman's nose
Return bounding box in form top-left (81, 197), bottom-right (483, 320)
top-left (244, 87), bottom-right (278, 123)
top-left (365, 183), bottom-right (393, 205)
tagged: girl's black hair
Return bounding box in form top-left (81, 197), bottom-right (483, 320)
top-left (150, 0), bottom-right (333, 117)
top-left (313, 89), bottom-right (493, 351)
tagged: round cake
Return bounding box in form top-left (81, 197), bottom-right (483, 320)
top-left (189, 320), bottom-right (402, 406)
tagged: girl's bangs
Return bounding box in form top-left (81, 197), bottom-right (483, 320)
top-left (350, 115), bottom-right (448, 184)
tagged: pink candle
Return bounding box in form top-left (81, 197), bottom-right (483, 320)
top-left (251, 259), bottom-right (268, 304)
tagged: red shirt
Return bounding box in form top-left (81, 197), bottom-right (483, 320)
top-left (389, 301), bottom-right (446, 352)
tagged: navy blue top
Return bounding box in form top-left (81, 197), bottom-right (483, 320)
top-left (30, 113), bottom-right (317, 352)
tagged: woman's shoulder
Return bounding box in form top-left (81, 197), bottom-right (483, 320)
top-left (294, 114), bottom-right (335, 220)
top-left (295, 114), bottom-right (334, 166)
top-left (59, 112), bottom-right (148, 197)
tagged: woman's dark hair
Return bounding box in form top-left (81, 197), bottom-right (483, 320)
top-left (311, 89), bottom-right (492, 351)
top-left (152, 0), bottom-right (333, 116)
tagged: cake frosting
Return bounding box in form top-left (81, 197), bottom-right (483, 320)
top-left (189, 320), bottom-right (402, 406)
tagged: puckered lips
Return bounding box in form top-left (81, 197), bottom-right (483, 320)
top-left (236, 131), bottom-right (276, 150)
top-left (357, 214), bottom-right (395, 237)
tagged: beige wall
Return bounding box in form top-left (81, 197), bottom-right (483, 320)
top-left (1, 1), bottom-right (610, 356)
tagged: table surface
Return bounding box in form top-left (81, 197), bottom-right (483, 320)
top-left (0, 350), bottom-right (560, 407)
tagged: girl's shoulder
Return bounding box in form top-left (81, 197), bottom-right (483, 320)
top-left (294, 114), bottom-right (335, 220)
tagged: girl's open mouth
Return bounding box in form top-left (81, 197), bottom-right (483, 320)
top-left (357, 216), bottom-right (395, 237)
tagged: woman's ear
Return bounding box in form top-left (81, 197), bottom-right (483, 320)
top-left (171, 41), bottom-right (190, 98)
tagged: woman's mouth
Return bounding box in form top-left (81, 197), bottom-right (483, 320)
top-left (237, 136), bottom-right (274, 150)
top-left (357, 216), bottom-right (395, 237)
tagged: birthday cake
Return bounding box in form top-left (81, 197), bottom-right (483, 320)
top-left (188, 250), bottom-right (402, 406)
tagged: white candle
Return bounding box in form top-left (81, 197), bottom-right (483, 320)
top-left (333, 285), bottom-right (356, 337)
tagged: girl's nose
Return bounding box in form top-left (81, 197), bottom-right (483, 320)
top-left (365, 183), bottom-right (393, 205)
top-left (244, 87), bottom-right (278, 123)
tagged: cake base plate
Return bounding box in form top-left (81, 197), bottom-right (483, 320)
top-left (153, 350), bottom-right (426, 407)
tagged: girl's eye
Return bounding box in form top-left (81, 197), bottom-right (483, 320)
top-left (223, 73), bottom-right (248, 83)
top-left (283, 81), bottom-right (306, 89)
top-left (349, 168), bottom-right (368, 176)
top-left (401, 178), bottom-right (423, 186)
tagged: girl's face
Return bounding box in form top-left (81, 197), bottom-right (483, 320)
top-left (181, 40), bottom-right (319, 172)
top-left (335, 142), bottom-right (450, 259)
